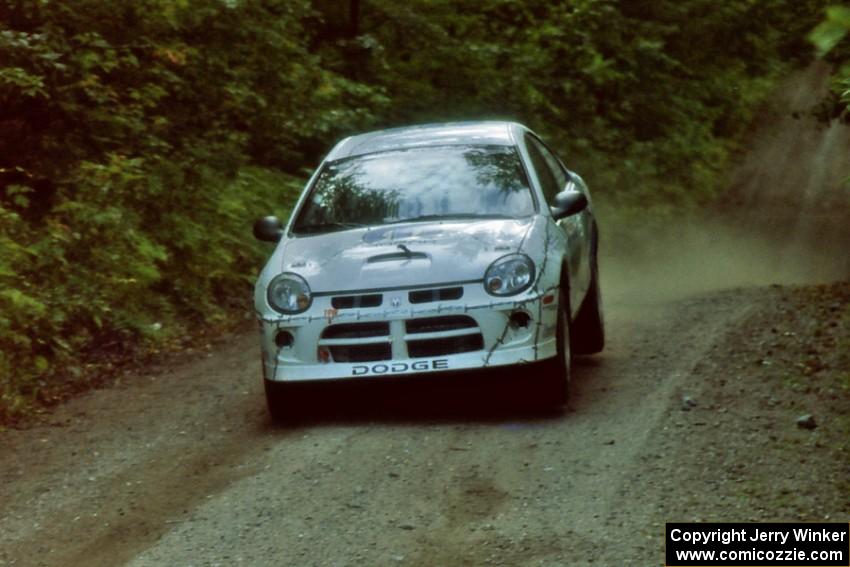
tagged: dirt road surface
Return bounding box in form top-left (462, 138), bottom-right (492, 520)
top-left (1, 65), bottom-right (848, 566)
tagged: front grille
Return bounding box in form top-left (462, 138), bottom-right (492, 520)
top-left (319, 316), bottom-right (485, 363)
top-left (408, 286), bottom-right (463, 304)
top-left (405, 315), bottom-right (484, 358)
top-left (331, 294), bottom-right (382, 309)
top-left (322, 322), bottom-right (389, 339)
top-left (330, 343), bottom-right (391, 363)
top-left (408, 335), bottom-right (484, 358)
top-left (320, 322), bottom-right (391, 363)
top-left (406, 316), bottom-right (477, 334)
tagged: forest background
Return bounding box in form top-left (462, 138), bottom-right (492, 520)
top-left (1, 0), bottom-right (847, 422)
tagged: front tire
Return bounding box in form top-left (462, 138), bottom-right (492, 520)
top-left (541, 288), bottom-right (571, 405)
top-left (264, 379), bottom-right (298, 423)
top-left (572, 247), bottom-right (604, 355)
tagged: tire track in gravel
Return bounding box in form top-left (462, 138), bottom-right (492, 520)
top-left (398, 292), bottom-right (757, 566)
top-left (63, 287), bottom-right (753, 567)
top-left (0, 290), bottom-right (816, 567)
top-left (0, 334), bottom-right (286, 567)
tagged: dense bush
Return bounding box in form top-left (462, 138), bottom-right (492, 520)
top-left (318, 0), bottom-right (827, 202)
top-left (0, 0), bottom-right (378, 419)
top-left (0, 0), bottom-right (830, 420)
top-left (811, 4), bottom-right (850, 114)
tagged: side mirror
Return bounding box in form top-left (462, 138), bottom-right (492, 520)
top-left (549, 191), bottom-right (588, 220)
top-left (253, 216), bottom-right (283, 242)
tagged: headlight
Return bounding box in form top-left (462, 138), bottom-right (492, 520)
top-left (484, 254), bottom-right (535, 296)
top-left (267, 273), bottom-right (312, 314)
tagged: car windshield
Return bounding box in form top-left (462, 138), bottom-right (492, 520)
top-left (292, 145), bottom-right (535, 234)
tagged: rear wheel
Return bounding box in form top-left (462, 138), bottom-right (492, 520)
top-left (541, 287), bottom-right (571, 405)
top-left (572, 246), bottom-right (605, 355)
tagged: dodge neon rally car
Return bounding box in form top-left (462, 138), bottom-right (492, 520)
top-left (253, 121), bottom-right (604, 419)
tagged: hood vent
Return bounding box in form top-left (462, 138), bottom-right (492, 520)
top-left (367, 251), bottom-right (428, 263)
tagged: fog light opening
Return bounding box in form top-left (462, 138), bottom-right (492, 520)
top-left (275, 330), bottom-right (294, 348)
top-left (509, 310), bottom-right (531, 329)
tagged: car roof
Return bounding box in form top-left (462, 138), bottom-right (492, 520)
top-left (325, 121), bottom-right (525, 161)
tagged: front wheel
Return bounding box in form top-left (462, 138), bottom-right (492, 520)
top-left (540, 288), bottom-right (571, 405)
top-left (264, 379), bottom-right (299, 424)
top-left (572, 249), bottom-right (604, 355)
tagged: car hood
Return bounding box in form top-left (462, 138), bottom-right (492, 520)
top-left (277, 218), bottom-right (535, 293)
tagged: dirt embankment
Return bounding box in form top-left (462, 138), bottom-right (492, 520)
top-left (0, 63), bottom-right (848, 567)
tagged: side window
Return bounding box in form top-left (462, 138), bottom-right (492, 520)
top-left (524, 135), bottom-right (560, 204)
top-left (533, 137), bottom-right (569, 191)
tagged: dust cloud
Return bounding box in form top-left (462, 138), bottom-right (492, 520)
top-left (600, 62), bottom-right (850, 305)
top-left (601, 218), bottom-right (847, 305)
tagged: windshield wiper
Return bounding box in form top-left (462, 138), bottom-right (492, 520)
top-left (384, 213), bottom-right (514, 224)
top-left (293, 222), bottom-right (368, 234)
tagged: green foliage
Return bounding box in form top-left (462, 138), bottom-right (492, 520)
top-left (810, 5), bottom-right (850, 112)
top-left (311, 0), bottom-right (825, 211)
top-left (0, 0), bottom-right (353, 420)
top-left (811, 5), bottom-right (850, 55)
top-left (0, 0), bottom-right (831, 420)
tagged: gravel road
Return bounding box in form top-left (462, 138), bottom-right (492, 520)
top-left (0, 282), bottom-right (755, 566)
top-left (3, 276), bottom-right (847, 566)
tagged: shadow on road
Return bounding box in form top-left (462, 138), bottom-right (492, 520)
top-left (263, 358), bottom-right (600, 428)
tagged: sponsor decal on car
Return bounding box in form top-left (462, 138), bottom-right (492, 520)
top-left (352, 359), bottom-right (449, 376)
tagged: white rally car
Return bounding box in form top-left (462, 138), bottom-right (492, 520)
top-left (253, 122), bottom-right (603, 419)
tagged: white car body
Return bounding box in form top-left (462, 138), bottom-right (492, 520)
top-left (253, 122), bottom-right (602, 410)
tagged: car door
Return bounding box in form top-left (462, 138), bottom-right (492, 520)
top-left (523, 135), bottom-right (592, 309)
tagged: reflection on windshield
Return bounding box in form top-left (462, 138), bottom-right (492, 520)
top-left (292, 145), bottom-right (534, 234)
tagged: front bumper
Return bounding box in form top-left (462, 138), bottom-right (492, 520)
top-left (257, 283), bottom-right (560, 382)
